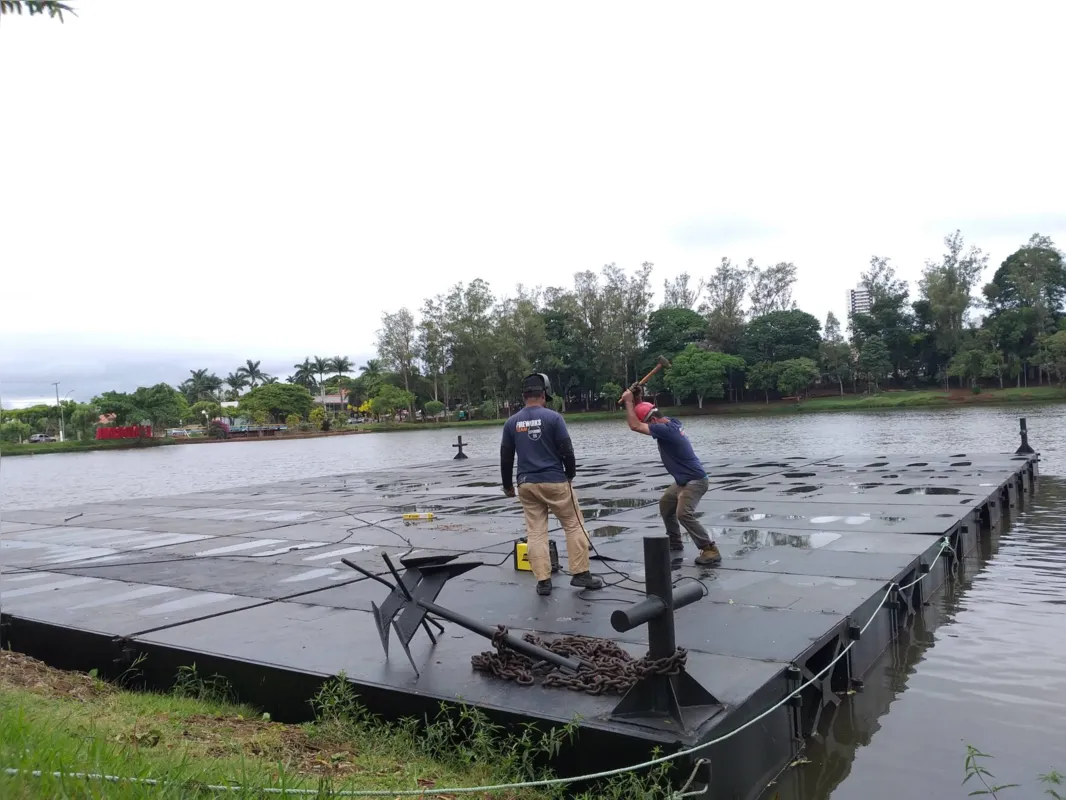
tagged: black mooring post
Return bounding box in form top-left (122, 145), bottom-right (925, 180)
top-left (610, 536), bottom-right (722, 731)
top-left (644, 536), bottom-right (676, 659)
top-left (453, 435), bottom-right (469, 460)
top-left (1016, 418), bottom-right (1035, 455)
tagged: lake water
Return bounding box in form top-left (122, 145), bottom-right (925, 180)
top-left (2, 405), bottom-right (1065, 798)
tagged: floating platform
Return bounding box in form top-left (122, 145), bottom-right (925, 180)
top-left (0, 450), bottom-right (1040, 799)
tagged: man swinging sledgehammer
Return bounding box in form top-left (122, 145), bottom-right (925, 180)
top-left (501, 373), bottom-right (605, 596)
top-left (620, 388), bottom-right (722, 567)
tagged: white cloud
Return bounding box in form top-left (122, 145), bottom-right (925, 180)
top-left (2, 0), bottom-right (1064, 403)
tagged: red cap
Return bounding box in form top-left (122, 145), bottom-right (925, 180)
top-left (634, 401), bottom-right (656, 422)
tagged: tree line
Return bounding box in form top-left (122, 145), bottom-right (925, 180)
top-left (368, 231), bottom-right (1066, 413)
top-left (3, 230), bottom-right (1065, 442)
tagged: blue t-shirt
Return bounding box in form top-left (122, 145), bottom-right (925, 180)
top-left (502, 406), bottom-right (570, 484)
top-left (648, 418), bottom-right (706, 485)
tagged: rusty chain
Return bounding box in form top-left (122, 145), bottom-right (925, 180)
top-left (471, 625), bottom-right (688, 695)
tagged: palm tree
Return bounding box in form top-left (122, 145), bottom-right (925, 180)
top-left (262, 376), bottom-right (278, 384)
top-left (180, 369), bottom-right (224, 403)
top-left (331, 356), bottom-right (353, 381)
top-left (224, 372), bottom-right (249, 398)
top-left (236, 359), bottom-right (270, 388)
top-left (359, 360), bottom-right (385, 398)
top-left (311, 356), bottom-right (332, 410)
top-left (291, 359), bottom-right (317, 389)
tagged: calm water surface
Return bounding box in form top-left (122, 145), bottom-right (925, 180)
top-left (2, 405), bottom-right (1065, 797)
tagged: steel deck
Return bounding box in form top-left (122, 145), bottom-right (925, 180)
top-left (0, 451), bottom-right (1039, 799)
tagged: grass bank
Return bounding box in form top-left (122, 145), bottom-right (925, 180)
top-left (0, 651), bottom-right (671, 799)
top-left (699, 385), bottom-right (1066, 416)
top-left (0, 437), bottom-right (175, 458)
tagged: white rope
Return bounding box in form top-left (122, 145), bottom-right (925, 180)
top-left (2, 538), bottom-right (952, 798)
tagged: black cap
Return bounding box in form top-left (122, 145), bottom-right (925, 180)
top-left (521, 372), bottom-right (553, 400)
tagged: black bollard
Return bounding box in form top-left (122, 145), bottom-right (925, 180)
top-left (610, 536), bottom-right (721, 731)
top-left (453, 435), bottom-right (469, 460)
top-left (1016, 418), bottom-right (1035, 455)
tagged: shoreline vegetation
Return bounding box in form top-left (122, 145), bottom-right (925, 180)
top-left (0, 650), bottom-right (665, 799)
top-left (0, 644), bottom-right (1060, 799)
top-left (4, 386), bottom-right (1064, 457)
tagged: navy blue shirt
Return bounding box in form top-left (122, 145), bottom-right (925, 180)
top-left (648, 418), bottom-right (706, 485)
top-left (501, 406), bottom-right (574, 485)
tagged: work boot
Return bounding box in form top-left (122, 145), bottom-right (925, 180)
top-left (537, 579), bottom-right (552, 596)
top-left (695, 545), bottom-right (722, 566)
top-left (570, 571), bottom-right (604, 590)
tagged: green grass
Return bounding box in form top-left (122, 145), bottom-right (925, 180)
top-left (0, 652), bottom-right (674, 799)
top-left (0, 438), bottom-right (174, 457)
top-left (764, 385), bottom-right (1066, 414)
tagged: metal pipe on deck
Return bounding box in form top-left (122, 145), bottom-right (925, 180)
top-left (611, 582), bottom-right (704, 633)
top-left (417, 599), bottom-right (583, 672)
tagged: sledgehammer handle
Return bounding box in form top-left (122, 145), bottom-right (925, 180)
top-left (617, 360), bottom-right (668, 406)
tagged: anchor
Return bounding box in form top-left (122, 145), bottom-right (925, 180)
top-left (345, 553), bottom-right (583, 679)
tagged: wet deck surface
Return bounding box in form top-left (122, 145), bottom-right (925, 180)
top-left (0, 451), bottom-right (1037, 793)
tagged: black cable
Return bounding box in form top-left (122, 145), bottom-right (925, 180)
top-left (565, 481), bottom-right (647, 597)
top-left (2, 501), bottom-right (505, 581)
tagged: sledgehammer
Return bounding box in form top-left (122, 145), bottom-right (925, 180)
top-left (616, 355), bottom-right (671, 406)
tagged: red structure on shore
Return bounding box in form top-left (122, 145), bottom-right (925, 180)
top-left (95, 425), bottom-right (152, 440)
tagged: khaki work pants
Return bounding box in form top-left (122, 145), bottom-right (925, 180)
top-left (517, 481), bottom-right (591, 581)
top-left (660, 477), bottom-right (713, 550)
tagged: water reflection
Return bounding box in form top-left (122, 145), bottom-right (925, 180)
top-left (766, 476), bottom-right (1066, 800)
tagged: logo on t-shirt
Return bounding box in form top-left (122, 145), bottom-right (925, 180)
top-left (516, 418), bottom-right (543, 442)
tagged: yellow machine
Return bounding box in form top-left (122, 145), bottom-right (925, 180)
top-left (513, 538), bottom-right (560, 573)
top-left (402, 512), bottom-right (435, 521)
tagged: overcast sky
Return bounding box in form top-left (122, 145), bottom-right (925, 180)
top-left (3, 1), bottom-right (1064, 408)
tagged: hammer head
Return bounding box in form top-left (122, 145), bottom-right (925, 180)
top-left (656, 355), bottom-right (671, 369)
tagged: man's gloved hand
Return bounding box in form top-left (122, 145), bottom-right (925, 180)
top-left (628, 382), bottom-right (644, 402)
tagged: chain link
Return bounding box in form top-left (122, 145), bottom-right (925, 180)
top-left (471, 625), bottom-right (688, 695)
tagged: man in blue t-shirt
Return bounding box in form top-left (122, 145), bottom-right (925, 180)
top-left (501, 373), bottom-right (604, 596)
top-left (621, 388), bottom-right (721, 566)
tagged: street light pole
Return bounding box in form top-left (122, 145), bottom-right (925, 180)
top-left (52, 381), bottom-right (65, 442)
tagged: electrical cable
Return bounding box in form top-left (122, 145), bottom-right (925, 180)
top-left (2, 496), bottom-right (515, 581)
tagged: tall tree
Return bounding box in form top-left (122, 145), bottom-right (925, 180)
top-left (919, 230), bottom-right (989, 388)
top-left (857, 337), bottom-right (892, 392)
top-left (748, 261), bottom-right (798, 317)
top-left (702, 257), bottom-right (748, 353)
top-left (819, 311), bottom-right (852, 395)
top-left (541, 287), bottom-right (591, 411)
top-left (179, 369), bottom-right (223, 404)
top-left (776, 358), bottom-right (820, 398)
top-left (290, 359), bottom-right (317, 390)
top-left (849, 256), bottom-right (916, 383)
top-left (416, 295), bottom-right (448, 402)
top-left (310, 356), bottom-right (332, 409)
top-left (664, 345), bottom-right (744, 408)
top-left (741, 310), bottom-right (822, 365)
top-left (224, 372), bottom-right (249, 401)
top-left (236, 359), bottom-right (270, 388)
top-left (982, 234), bottom-right (1066, 385)
top-left (376, 308), bottom-right (417, 412)
top-left (662, 272), bottom-right (705, 310)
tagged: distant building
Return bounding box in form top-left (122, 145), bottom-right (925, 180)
top-left (312, 393), bottom-right (348, 413)
top-left (847, 287), bottom-right (872, 317)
